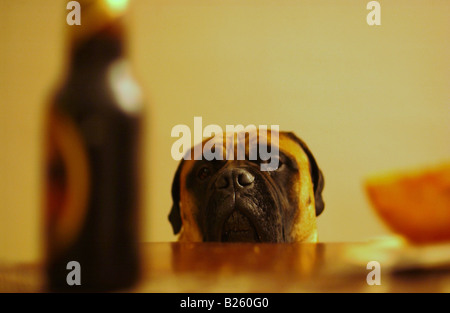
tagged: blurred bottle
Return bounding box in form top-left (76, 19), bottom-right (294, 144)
top-left (44, 0), bottom-right (143, 292)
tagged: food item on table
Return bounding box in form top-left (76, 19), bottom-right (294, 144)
top-left (365, 163), bottom-right (450, 244)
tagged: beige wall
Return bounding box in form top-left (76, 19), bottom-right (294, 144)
top-left (1, 0), bottom-right (449, 262)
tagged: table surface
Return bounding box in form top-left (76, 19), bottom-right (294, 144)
top-left (1, 240), bottom-right (450, 293)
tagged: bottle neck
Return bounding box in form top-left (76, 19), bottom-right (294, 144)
top-left (70, 29), bottom-right (125, 71)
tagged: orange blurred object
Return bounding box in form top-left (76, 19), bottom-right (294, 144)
top-left (365, 163), bottom-right (450, 244)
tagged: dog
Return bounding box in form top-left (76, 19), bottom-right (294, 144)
top-left (168, 129), bottom-right (324, 242)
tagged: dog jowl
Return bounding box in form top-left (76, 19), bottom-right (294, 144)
top-left (169, 129), bottom-right (325, 243)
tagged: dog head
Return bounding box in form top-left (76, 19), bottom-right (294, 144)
top-left (169, 129), bottom-right (324, 242)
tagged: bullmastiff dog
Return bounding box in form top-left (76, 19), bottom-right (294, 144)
top-left (169, 129), bottom-right (324, 242)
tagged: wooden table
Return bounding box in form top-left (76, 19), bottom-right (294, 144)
top-left (2, 241), bottom-right (450, 293)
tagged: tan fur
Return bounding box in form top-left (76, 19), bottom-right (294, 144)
top-left (279, 134), bottom-right (318, 242)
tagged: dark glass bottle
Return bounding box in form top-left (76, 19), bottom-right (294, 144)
top-left (45, 0), bottom-right (143, 292)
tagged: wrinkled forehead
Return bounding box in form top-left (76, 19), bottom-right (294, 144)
top-left (183, 128), bottom-right (280, 160)
top-left (181, 129), bottom-right (309, 168)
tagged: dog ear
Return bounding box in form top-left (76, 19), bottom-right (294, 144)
top-left (285, 133), bottom-right (325, 216)
top-left (168, 161), bottom-right (184, 235)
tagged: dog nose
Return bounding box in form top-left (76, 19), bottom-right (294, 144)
top-left (215, 168), bottom-right (255, 190)
top-left (238, 170), bottom-right (255, 186)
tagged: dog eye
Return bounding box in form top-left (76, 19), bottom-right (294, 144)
top-left (197, 166), bottom-right (212, 180)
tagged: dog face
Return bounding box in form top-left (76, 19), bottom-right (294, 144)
top-left (169, 130), bottom-right (324, 243)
